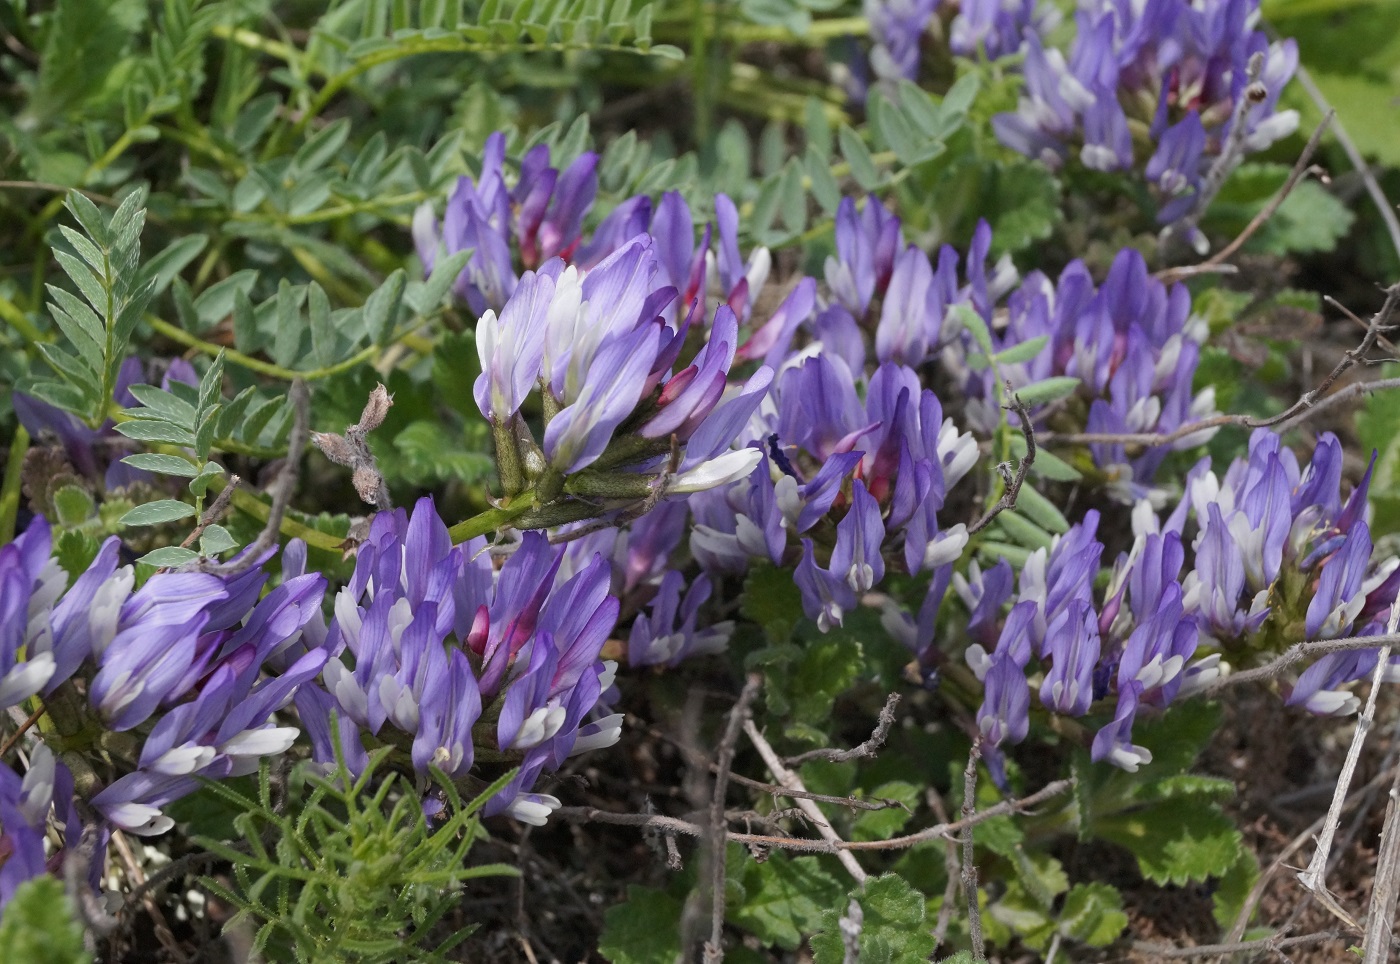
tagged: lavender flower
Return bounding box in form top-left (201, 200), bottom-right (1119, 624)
top-left (992, 0), bottom-right (1299, 229)
top-left (0, 746), bottom-right (74, 910)
top-left (305, 499), bottom-right (622, 824)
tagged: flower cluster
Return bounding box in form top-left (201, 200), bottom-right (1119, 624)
top-left (413, 132), bottom-right (770, 324)
top-left (957, 430), bottom-right (1400, 779)
top-left (859, 0), bottom-right (1049, 94)
top-left (951, 245), bottom-right (1218, 498)
top-left (297, 498), bottom-right (623, 825)
top-left (992, 0), bottom-right (1299, 237)
top-left (0, 515), bottom-right (327, 907)
top-left (822, 195), bottom-right (1215, 496)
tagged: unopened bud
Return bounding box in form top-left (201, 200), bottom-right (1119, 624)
top-left (357, 383), bottom-right (393, 433)
top-left (311, 432), bottom-right (356, 466)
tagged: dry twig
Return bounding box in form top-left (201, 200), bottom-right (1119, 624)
top-left (744, 719), bottom-right (869, 884)
top-left (1134, 930), bottom-right (1347, 959)
top-left (178, 475), bottom-right (239, 550)
top-left (202, 378), bottom-right (312, 576)
top-left (1158, 112), bottom-right (1334, 285)
top-left (702, 673), bottom-right (763, 963)
top-left (1042, 283), bottom-right (1400, 450)
top-left (960, 741), bottom-right (986, 960)
top-left (968, 395), bottom-right (1035, 536)
top-left (783, 693), bottom-right (900, 766)
top-left (1295, 593), bottom-right (1398, 929)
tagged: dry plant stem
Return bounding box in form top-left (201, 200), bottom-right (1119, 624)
top-left (703, 673), bottom-right (763, 963)
top-left (1043, 283), bottom-right (1400, 450)
top-left (1223, 760), bottom-right (1400, 949)
top-left (783, 693), bottom-right (900, 766)
top-left (0, 702), bottom-right (45, 760)
top-left (1204, 630), bottom-right (1400, 695)
top-left (1134, 931), bottom-right (1347, 959)
top-left (179, 475), bottom-right (239, 550)
top-left (649, 725), bottom-right (899, 811)
top-left (928, 788), bottom-right (961, 952)
top-left (204, 379), bottom-right (311, 576)
top-left (1160, 112), bottom-right (1333, 283)
top-left (1287, 58), bottom-right (1400, 263)
top-left (1296, 594), bottom-right (1398, 925)
top-left (960, 742), bottom-right (986, 960)
top-left (968, 395), bottom-right (1035, 536)
top-left (553, 776), bottom-right (1075, 854)
top-left (743, 719), bottom-right (869, 884)
top-left (1362, 729), bottom-right (1400, 962)
top-left (110, 830), bottom-right (187, 963)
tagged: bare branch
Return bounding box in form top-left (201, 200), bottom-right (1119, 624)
top-left (553, 777), bottom-right (1076, 856)
top-left (1299, 593), bottom-right (1400, 940)
top-left (968, 395), bottom-right (1036, 536)
top-left (1363, 758), bottom-right (1400, 963)
top-left (1204, 631), bottom-right (1400, 696)
top-left (1133, 931), bottom-right (1347, 959)
top-left (783, 693), bottom-right (900, 766)
top-left (1285, 56), bottom-right (1400, 264)
top-left (178, 474), bottom-right (239, 551)
top-left (745, 719), bottom-right (869, 884)
top-left (961, 742), bottom-right (985, 960)
top-left (1159, 113), bottom-right (1333, 285)
top-left (702, 673), bottom-right (763, 963)
top-left (1043, 283), bottom-right (1400, 450)
top-left (202, 378), bottom-right (312, 576)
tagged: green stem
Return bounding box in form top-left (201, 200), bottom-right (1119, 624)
top-left (227, 488), bottom-right (346, 552)
top-left (0, 427), bottom-right (30, 544)
top-left (146, 316), bottom-right (382, 381)
top-left (657, 14), bottom-right (869, 46)
top-left (446, 500), bottom-right (534, 544)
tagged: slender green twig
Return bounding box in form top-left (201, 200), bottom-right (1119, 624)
top-left (0, 426), bottom-right (30, 544)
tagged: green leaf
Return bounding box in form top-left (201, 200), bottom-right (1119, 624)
top-left (1059, 882), bottom-right (1127, 947)
top-left (1014, 483), bottom-right (1070, 534)
top-left (1014, 376), bottom-right (1081, 406)
top-left (127, 384), bottom-right (197, 424)
top-left (292, 118), bottom-right (351, 175)
top-left (115, 420), bottom-right (197, 446)
top-left (0, 876), bottom-right (91, 964)
top-left (308, 282), bottom-right (335, 368)
top-left (364, 269), bottom-right (407, 344)
top-left (54, 529), bottom-right (100, 580)
top-left (199, 524), bottom-right (239, 557)
top-left (741, 564), bottom-right (806, 645)
top-left (139, 546), bottom-right (200, 568)
top-left (810, 874), bottom-right (935, 964)
top-left (851, 782), bottom-right (919, 842)
top-left (52, 485), bottom-right (96, 526)
top-left (598, 886), bottom-right (683, 964)
top-left (1095, 800), bottom-right (1243, 886)
top-left (120, 499), bottom-right (196, 526)
top-left (1212, 849), bottom-right (1260, 930)
top-left (730, 854), bottom-right (844, 949)
top-left (993, 334), bottom-right (1049, 365)
top-left (993, 510), bottom-right (1056, 551)
top-left (838, 125), bottom-right (880, 191)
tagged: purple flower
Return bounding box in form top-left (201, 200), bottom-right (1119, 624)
top-left (311, 501), bottom-right (622, 824)
top-left (978, 651), bottom-right (1031, 747)
top-left (0, 746), bottom-right (74, 909)
top-left (1040, 599), bottom-right (1101, 716)
top-left (629, 571), bottom-right (733, 668)
top-left (1091, 681), bottom-right (1153, 771)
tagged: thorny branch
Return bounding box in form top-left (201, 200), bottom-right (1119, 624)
top-left (1042, 282), bottom-right (1400, 450)
top-left (783, 693), bottom-right (900, 766)
top-left (968, 394), bottom-right (1035, 536)
top-left (702, 673), bottom-right (762, 963)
